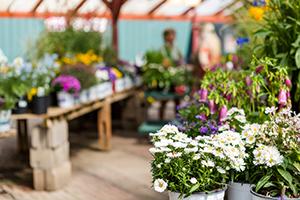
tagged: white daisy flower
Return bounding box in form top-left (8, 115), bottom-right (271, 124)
top-left (154, 179), bottom-right (168, 193)
top-left (190, 177), bottom-right (197, 184)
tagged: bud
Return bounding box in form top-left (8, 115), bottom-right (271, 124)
top-left (285, 78), bottom-right (292, 88)
top-left (245, 76), bottom-right (252, 86)
top-left (0, 97), bottom-right (4, 108)
top-left (219, 105), bottom-right (228, 122)
top-left (255, 65), bottom-right (264, 74)
top-left (199, 89), bottom-right (208, 102)
top-left (208, 100), bottom-right (217, 114)
top-left (278, 89), bottom-right (287, 105)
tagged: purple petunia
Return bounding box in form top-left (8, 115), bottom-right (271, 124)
top-left (52, 75), bottom-right (81, 94)
top-left (199, 126), bottom-right (209, 135)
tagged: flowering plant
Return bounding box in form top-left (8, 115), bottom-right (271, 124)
top-left (223, 107), bottom-right (300, 198)
top-left (52, 75), bottom-right (81, 94)
top-left (61, 63), bottom-right (98, 90)
top-left (0, 54), bottom-right (32, 109)
top-left (150, 125), bottom-right (247, 197)
top-left (199, 57), bottom-right (290, 122)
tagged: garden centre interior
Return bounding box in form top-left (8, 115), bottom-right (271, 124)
top-left (0, 0), bottom-right (299, 200)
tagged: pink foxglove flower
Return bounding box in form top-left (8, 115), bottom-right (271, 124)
top-left (278, 89), bottom-right (287, 105)
top-left (285, 78), bottom-right (292, 88)
top-left (245, 76), bottom-right (252, 86)
top-left (208, 100), bottom-right (217, 114)
top-left (219, 105), bottom-right (227, 122)
top-left (199, 89), bottom-right (208, 102)
top-left (255, 65), bottom-right (264, 74)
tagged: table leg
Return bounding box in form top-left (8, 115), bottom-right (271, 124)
top-left (17, 119), bottom-right (29, 154)
top-left (97, 100), bottom-right (112, 150)
top-left (160, 100), bottom-right (167, 120)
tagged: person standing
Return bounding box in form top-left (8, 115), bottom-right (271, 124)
top-left (161, 28), bottom-right (184, 67)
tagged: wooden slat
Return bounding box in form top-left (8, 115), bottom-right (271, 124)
top-left (12, 87), bottom-right (139, 121)
top-left (0, 129), bottom-right (16, 139)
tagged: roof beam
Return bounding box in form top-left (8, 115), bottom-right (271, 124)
top-left (0, 11), bottom-right (233, 23)
top-left (181, 0), bottom-right (208, 16)
top-left (69, 0), bottom-right (87, 16)
top-left (181, 6), bottom-right (195, 16)
top-left (31, 0), bottom-right (43, 13)
top-left (148, 0), bottom-right (167, 15)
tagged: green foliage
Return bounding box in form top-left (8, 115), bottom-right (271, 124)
top-left (33, 28), bottom-right (102, 60)
top-left (144, 50), bottom-right (164, 65)
top-left (61, 64), bottom-right (98, 90)
top-left (200, 57), bottom-right (289, 122)
top-left (142, 64), bottom-right (191, 91)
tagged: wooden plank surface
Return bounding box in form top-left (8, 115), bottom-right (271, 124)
top-left (0, 133), bottom-right (168, 200)
top-left (12, 87), bottom-right (139, 121)
top-left (0, 129), bottom-right (16, 139)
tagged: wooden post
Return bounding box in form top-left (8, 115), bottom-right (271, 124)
top-left (102, 0), bottom-right (127, 58)
top-left (97, 99), bottom-right (112, 150)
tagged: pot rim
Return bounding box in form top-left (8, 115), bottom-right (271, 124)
top-left (250, 186), bottom-right (299, 200)
top-left (169, 185), bottom-right (227, 196)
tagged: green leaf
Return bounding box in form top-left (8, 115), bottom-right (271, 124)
top-left (189, 183), bottom-right (200, 194)
top-left (295, 48), bottom-right (300, 69)
top-left (256, 174), bottom-right (272, 192)
top-left (277, 168), bottom-right (293, 184)
top-left (293, 162), bottom-right (300, 172)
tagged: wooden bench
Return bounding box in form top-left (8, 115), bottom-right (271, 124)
top-left (11, 87), bottom-right (140, 191)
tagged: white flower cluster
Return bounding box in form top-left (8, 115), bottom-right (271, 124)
top-left (253, 144), bottom-right (283, 167)
top-left (199, 131), bottom-right (248, 171)
top-left (150, 124), bottom-right (247, 172)
top-left (226, 107), bottom-right (247, 123)
top-left (241, 123), bottom-right (260, 145)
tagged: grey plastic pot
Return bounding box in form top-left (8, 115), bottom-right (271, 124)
top-left (227, 182), bottom-right (252, 200)
top-left (169, 188), bottom-right (226, 200)
top-left (250, 187), bottom-right (300, 200)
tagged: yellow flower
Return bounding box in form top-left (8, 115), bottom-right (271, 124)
top-left (249, 6), bottom-right (265, 21)
top-left (75, 50), bottom-right (101, 65)
top-left (111, 68), bottom-right (123, 78)
top-left (147, 96), bottom-right (155, 104)
top-left (27, 88), bottom-right (37, 101)
top-left (0, 66), bottom-right (9, 74)
top-left (61, 57), bottom-right (75, 65)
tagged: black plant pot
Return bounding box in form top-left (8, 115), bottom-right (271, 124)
top-left (12, 98), bottom-right (29, 114)
top-left (31, 96), bottom-right (49, 114)
top-left (49, 91), bottom-right (58, 107)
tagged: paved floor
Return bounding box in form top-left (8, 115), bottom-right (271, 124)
top-left (0, 129), bottom-right (168, 200)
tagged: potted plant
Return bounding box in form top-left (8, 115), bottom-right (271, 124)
top-left (52, 75), bottom-right (81, 108)
top-left (0, 80), bottom-right (16, 132)
top-left (150, 124), bottom-right (248, 200)
top-left (61, 64), bottom-right (98, 103)
top-left (28, 54), bottom-right (58, 114)
top-left (95, 67), bottom-right (113, 99)
top-left (248, 107), bottom-right (300, 199)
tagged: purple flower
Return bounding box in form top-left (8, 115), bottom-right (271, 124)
top-left (278, 89), bottom-right (287, 105)
top-left (236, 37), bottom-right (249, 46)
top-left (210, 125), bottom-right (218, 133)
top-left (195, 114), bottom-right (207, 121)
top-left (199, 126), bottom-right (208, 135)
top-left (52, 75), bottom-right (81, 94)
top-left (208, 100), bottom-right (217, 114)
top-left (198, 89), bottom-right (208, 102)
top-left (219, 105), bottom-right (227, 122)
top-left (245, 76), bottom-right (252, 86)
top-left (285, 78), bottom-right (292, 88)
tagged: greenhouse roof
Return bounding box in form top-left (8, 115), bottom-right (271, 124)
top-left (0, 0), bottom-right (238, 22)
